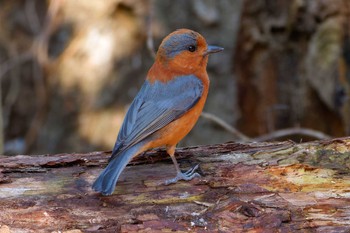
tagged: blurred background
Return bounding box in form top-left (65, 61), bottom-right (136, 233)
top-left (1, 0), bottom-right (349, 155)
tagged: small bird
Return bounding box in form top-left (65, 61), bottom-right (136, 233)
top-left (93, 29), bottom-right (223, 195)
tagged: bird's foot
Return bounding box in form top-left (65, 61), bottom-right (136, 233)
top-left (164, 164), bottom-right (201, 185)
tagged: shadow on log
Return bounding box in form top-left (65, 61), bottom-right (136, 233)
top-left (1, 138), bottom-right (350, 232)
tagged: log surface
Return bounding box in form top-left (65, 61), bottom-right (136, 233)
top-left (1, 138), bottom-right (350, 232)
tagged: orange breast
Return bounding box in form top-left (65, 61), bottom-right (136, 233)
top-left (144, 77), bottom-right (209, 149)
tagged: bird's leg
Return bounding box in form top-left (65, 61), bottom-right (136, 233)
top-left (163, 146), bottom-right (201, 185)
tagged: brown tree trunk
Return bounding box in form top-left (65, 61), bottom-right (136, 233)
top-left (235, 0), bottom-right (350, 137)
top-left (1, 138), bottom-right (350, 232)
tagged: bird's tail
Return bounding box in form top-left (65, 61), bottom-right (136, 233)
top-left (92, 143), bottom-right (144, 195)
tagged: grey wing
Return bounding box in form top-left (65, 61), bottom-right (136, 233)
top-left (110, 75), bottom-right (203, 160)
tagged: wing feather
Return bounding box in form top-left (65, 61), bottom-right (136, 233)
top-left (110, 75), bottom-right (203, 160)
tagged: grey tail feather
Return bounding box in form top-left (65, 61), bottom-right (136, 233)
top-left (92, 143), bottom-right (143, 195)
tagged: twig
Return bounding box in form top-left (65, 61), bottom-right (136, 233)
top-left (24, 60), bottom-right (46, 150)
top-left (3, 46), bottom-right (21, 130)
top-left (0, 52), bottom-right (33, 154)
top-left (32, 0), bottom-right (61, 66)
top-left (201, 112), bottom-right (331, 142)
top-left (146, 0), bottom-right (156, 59)
top-left (200, 111), bottom-right (250, 141)
top-left (1, 0), bottom-right (62, 153)
top-left (25, 0), bottom-right (42, 34)
top-left (252, 127), bottom-right (331, 142)
top-left (24, 0), bottom-right (62, 152)
top-left (0, 52), bottom-right (33, 79)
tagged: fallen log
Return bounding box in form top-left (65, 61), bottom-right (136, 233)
top-left (1, 138), bottom-right (350, 232)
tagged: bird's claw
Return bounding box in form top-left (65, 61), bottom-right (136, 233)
top-left (184, 164), bottom-right (199, 176)
top-left (164, 164), bottom-right (201, 185)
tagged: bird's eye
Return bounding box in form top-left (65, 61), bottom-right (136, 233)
top-left (188, 45), bottom-right (196, 52)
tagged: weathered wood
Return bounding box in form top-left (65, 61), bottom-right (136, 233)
top-left (1, 138), bottom-right (350, 232)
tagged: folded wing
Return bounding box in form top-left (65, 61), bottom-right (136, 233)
top-left (110, 75), bottom-right (203, 161)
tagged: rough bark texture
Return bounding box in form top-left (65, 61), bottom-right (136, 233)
top-left (1, 137), bottom-right (350, 232)
top-left (235, 0), bottom-right (350, 137)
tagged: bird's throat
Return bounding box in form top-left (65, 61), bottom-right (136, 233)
top-left (147, 57), bottom-right (208, 84)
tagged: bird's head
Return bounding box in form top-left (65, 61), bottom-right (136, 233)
top-left (156, 29), bottom-right (223, 73)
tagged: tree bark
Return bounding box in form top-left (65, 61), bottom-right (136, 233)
top-left (1, 138), bottom-right (350, 232)
top-left (235, 0), bottom-right (350, 137)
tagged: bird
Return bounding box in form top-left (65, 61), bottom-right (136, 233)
top-left (92, 29), bottom-right (223, 195)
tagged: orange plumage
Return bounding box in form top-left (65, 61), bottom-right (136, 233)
top-left (93, 29), bottom-right (223, 195)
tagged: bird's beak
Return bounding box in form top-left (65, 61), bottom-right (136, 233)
top-left (204, 45), bottom-right (224, 55)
